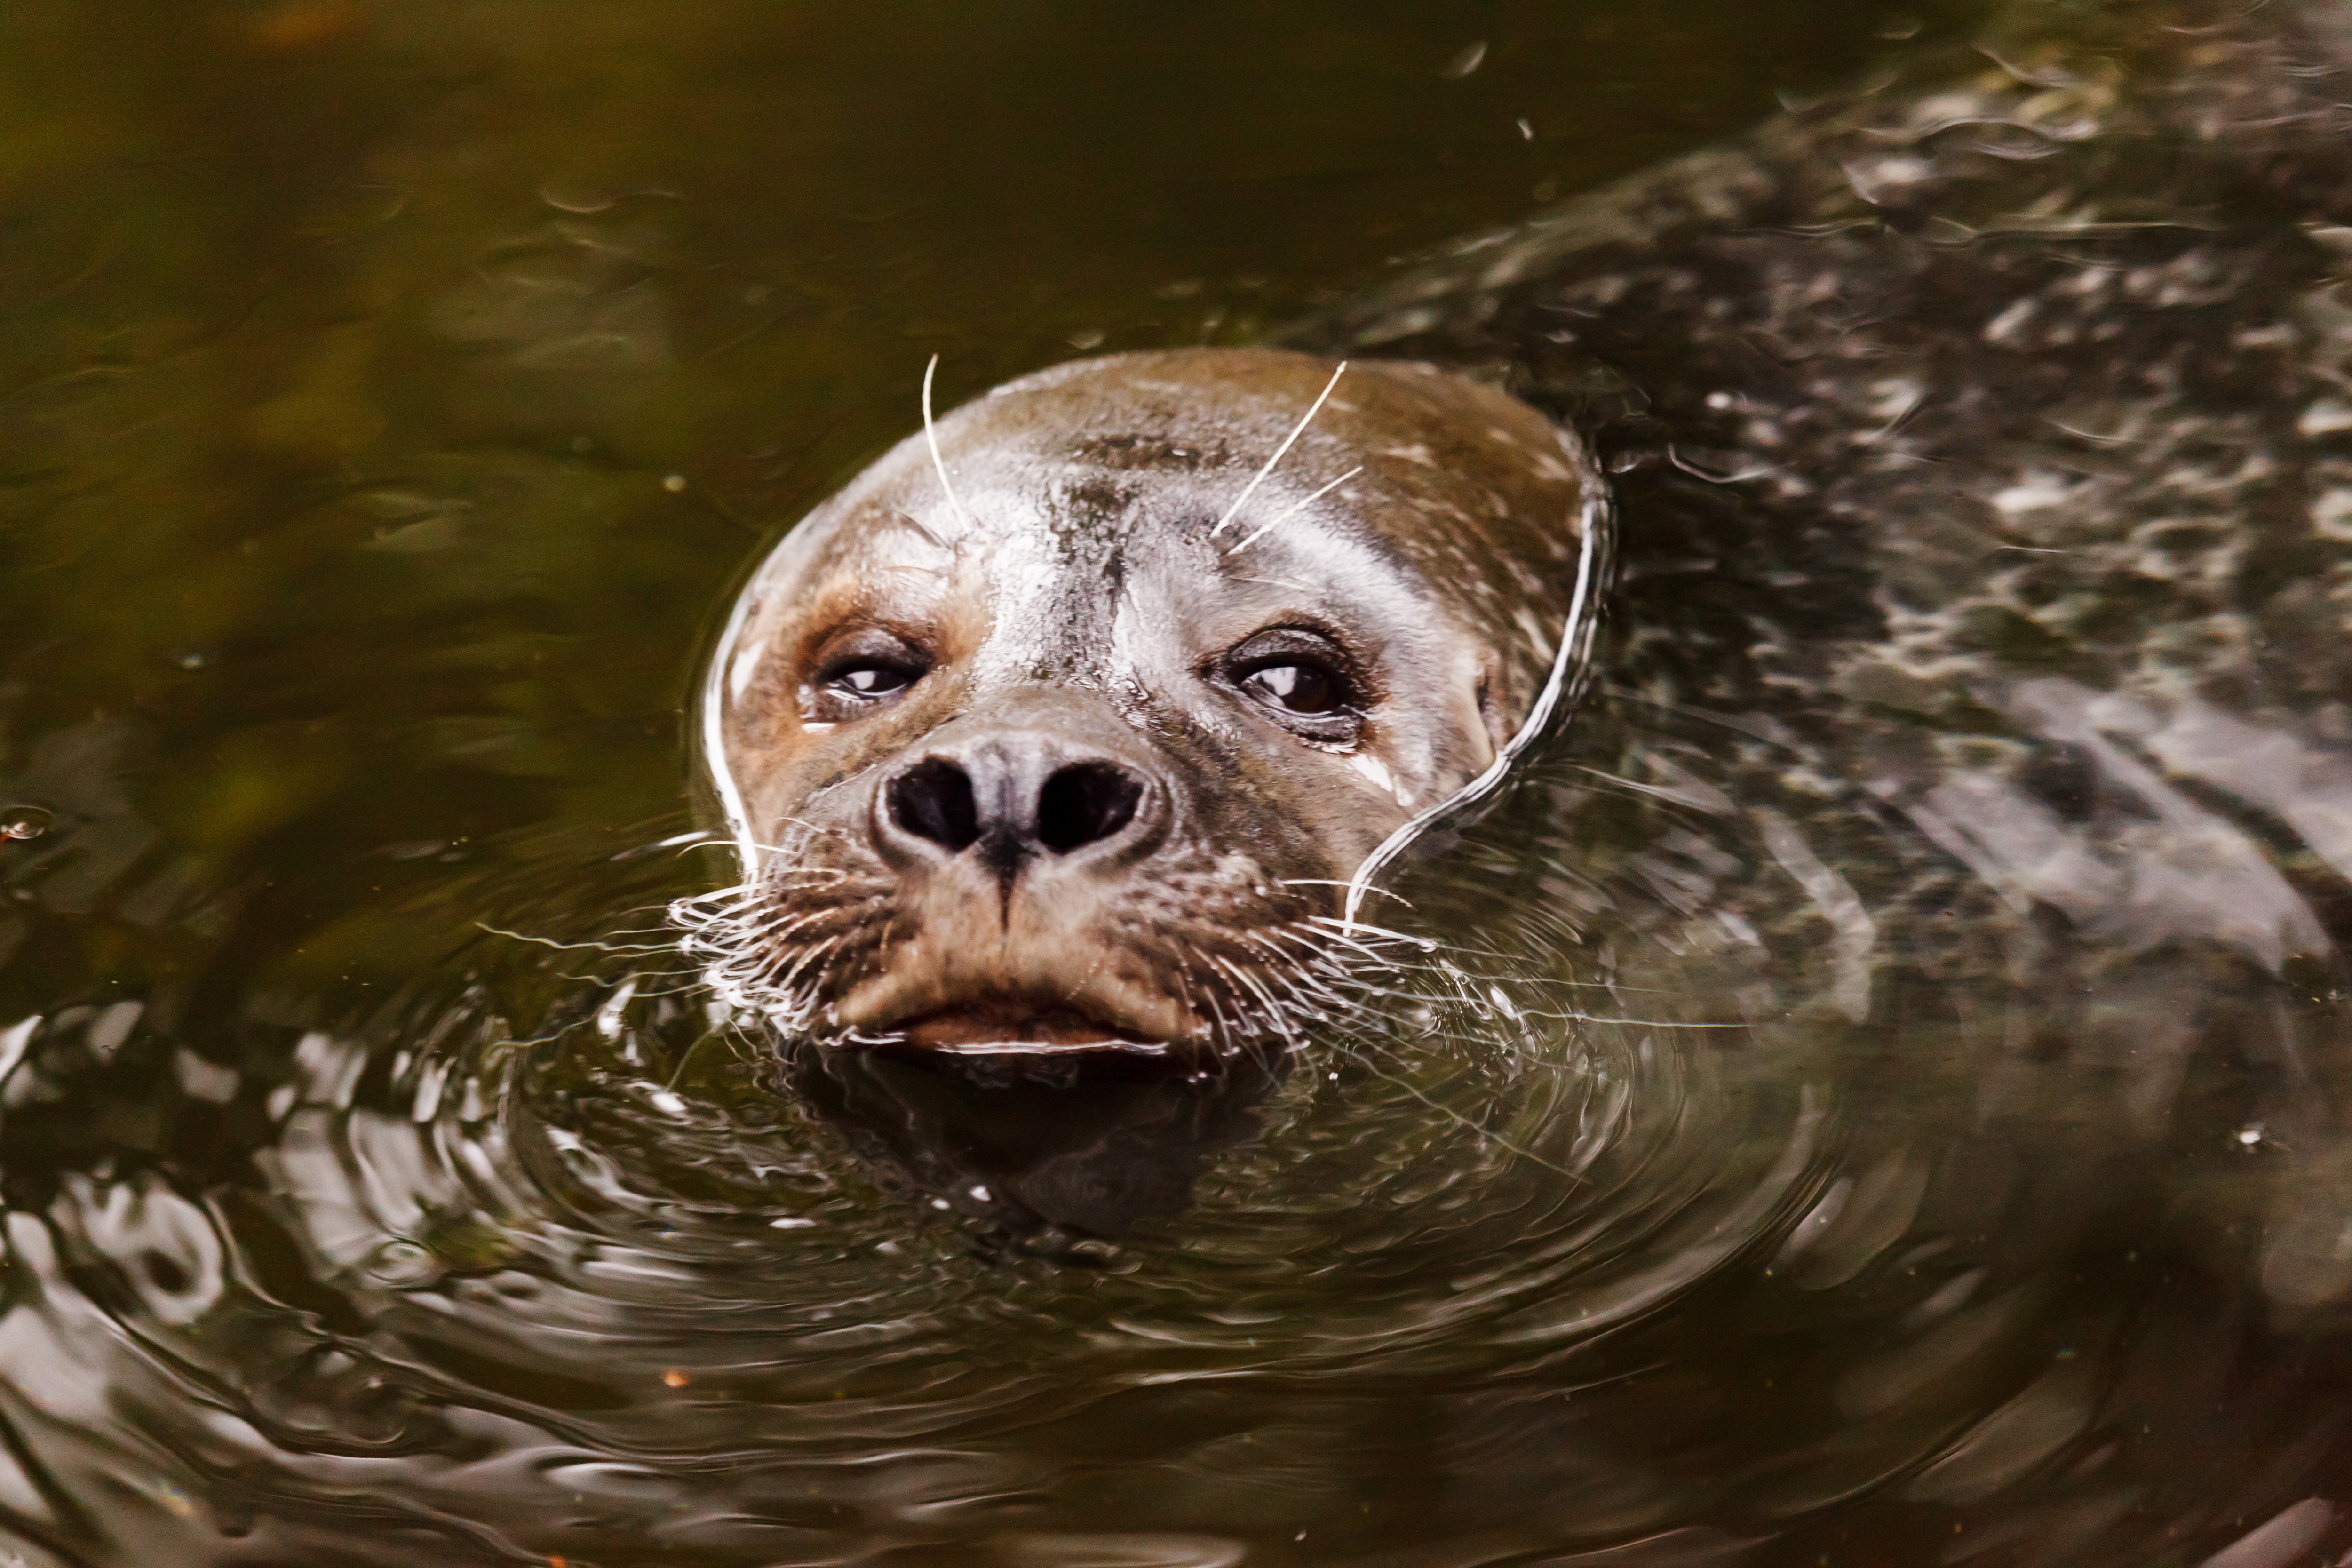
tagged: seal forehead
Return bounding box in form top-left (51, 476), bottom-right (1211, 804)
top-left (1064, 431), bottom-right (1222, 472)
top-left (969, 349), bottom-right (1588, 693)
top-left (942, 348), bottom-right (1585, 556)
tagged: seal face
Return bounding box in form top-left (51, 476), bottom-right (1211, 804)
top-left (691, 347), bottom-right (1593, 1058)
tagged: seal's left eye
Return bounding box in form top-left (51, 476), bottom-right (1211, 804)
top-left (1222, 627), bottom-right (1363, 740)
top-left (1242, 662), bottom-right (1340, 715)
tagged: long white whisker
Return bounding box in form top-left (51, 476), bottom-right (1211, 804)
top-left (1295, 922), bottom-right (1411, 969)
top-left (921, 354), bottom-right (976, 535)
top-left (1208, 360), bottom-right (1348, 538)
top-left (1303, 914), bottom-right (1438, 952)
top-left (1212, 954), bottom-right (1292, 1045)
top-left (1184, 942), bottom-right (1244, 1053)
top-left (1242, 945), bottom-right (1355, 1020)
top-left (473, 923), bottom-right (674, 956)
top-left (1225, 464), bottom-right (1363, 554)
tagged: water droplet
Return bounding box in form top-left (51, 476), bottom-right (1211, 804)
top-left (0, 806), bottom-right (52, 842)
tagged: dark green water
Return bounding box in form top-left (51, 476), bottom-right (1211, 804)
top-left (9, 3), bottom-right (2352, 1566)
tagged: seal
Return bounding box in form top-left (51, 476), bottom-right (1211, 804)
top-left (685, 0), bottom-right (2352, 1102)
top-left (682, 348), bottom-right (1601, 1059)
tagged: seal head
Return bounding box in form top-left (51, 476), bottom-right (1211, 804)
top-left (695, 347), bottom-right (1592, 1058)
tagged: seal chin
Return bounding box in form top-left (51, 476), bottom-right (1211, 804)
top-left (837, 966), bottom-right (1199, 1058)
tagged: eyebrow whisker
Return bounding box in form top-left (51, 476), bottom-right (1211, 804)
top-left (921, 354), bottom-right (978, 536)
top-left (1209, 360), bottom-right (1347, 538)
top-left (1225, 464), bottom-right (1363, 555)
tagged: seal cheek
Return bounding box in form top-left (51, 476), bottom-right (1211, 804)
top-left (1347, 750), bottom-right (1414, 811)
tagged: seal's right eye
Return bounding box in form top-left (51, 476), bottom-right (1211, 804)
top-left (802, 630), bottom-right (930, 723)
top-left (827, 664), bottom-right (913, 698)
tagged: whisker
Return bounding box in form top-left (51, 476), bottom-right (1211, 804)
top-left (474, 922), bottom-right (677, 956)
top-left (1225, 464), bottom-right (1363, 554)
top-left (921, 353), bottom-right (977, 536)
top-left (1303, 914), bottom-right (1440, 953)
top-left (1209, 360), bottom-right (1348, 538)
top-left (1212, 952), bottom-right (1298, 1044)
top-left (1275, 877), bottom-right (1412, 909)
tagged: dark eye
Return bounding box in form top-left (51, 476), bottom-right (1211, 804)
top-left (826, 663), bottom-right (913, 699)
top-left (1222, 627), bottom-right (1363, 740)
top-left (802, 629), bottom-right (931, 723)
top-left (1241, 662), bottom-right (1340, 714)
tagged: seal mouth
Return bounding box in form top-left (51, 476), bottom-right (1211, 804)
top-left (891, 1000), bottom-right (1171, 1057)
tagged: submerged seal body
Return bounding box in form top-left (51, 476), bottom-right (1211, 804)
top-left (690, 350), bottom-right (1598, 1057)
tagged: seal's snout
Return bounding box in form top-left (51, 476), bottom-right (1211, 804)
top-left (1034, 761), bottom-right (1145, 856)
top-left (882, 759), bottom-right (980, 854)
top-left (836, 708), bottom-right (1193, 1052)
top-left (872, 711), bottom-right (1170, 889)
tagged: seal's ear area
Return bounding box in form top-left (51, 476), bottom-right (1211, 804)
top-left (1474, 664), bottom-right (1510, 762)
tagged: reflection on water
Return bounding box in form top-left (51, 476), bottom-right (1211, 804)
top-left (4, 0), bottom-right (2352, 1565)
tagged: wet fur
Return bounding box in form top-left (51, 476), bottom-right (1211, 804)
top-left (684, 351), bottom-right (1591, 1062)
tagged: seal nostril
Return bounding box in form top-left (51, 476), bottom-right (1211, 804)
top-left (888, 760), bottom-right (981, 852)
top-left (1036, 762), bottom-right (1143, 854)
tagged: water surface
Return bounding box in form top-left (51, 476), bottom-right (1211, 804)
top-left (7, 3), bottom-right (2351, 1566)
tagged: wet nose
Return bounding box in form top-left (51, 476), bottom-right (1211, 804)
top-left (879, 742), bottom-right (1157, 873)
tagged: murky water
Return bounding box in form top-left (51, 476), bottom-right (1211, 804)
top-left (7, 2), bottom-right (2352, 1565)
